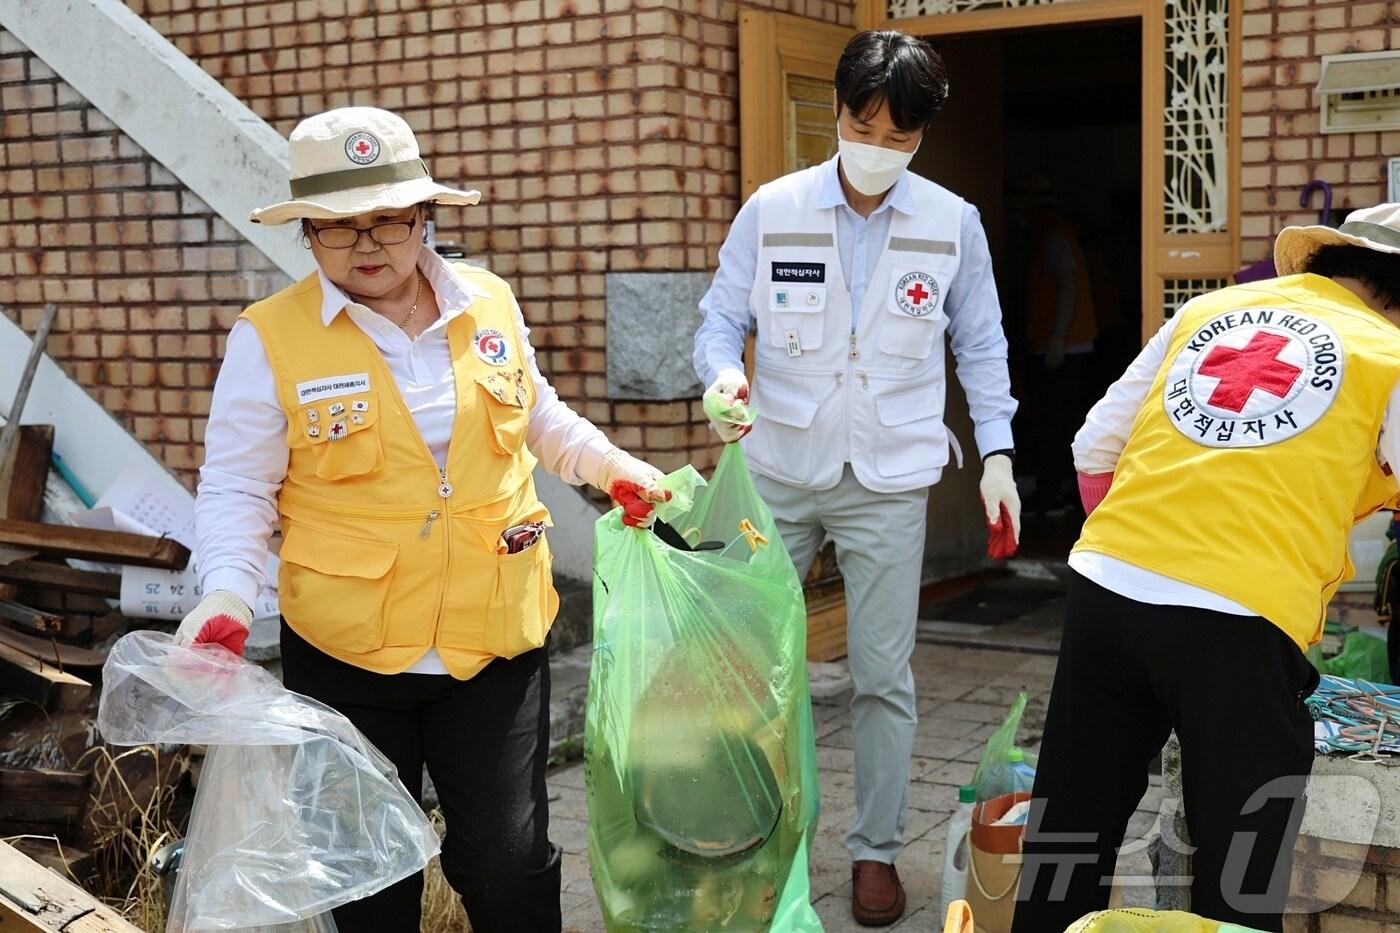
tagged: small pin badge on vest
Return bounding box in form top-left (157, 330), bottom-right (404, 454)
top-left (307, 425), bottom-right (321, 438)
top-left (805, 291), bottom-right (820, 306)
top-left (351, 414), bottom-right (365, 425)
top-left (328, 420), bottom-right (347, 441)
top-left (328, 401), bottom-right (346, 416)
top-left (351, 399), bottom-right (369, 413)
top-left (306, 409), bottom-right (320, 423)
top-left (775, 290), bottom-right (789, 308)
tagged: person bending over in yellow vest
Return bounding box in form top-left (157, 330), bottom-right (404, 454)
top-left (171, 108), bottom-right (668, 933)
top-left (1012, 204), bottom-right (1400, 933)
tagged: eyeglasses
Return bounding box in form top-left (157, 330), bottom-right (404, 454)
top-left (308, 216), bottom-right (418, 249)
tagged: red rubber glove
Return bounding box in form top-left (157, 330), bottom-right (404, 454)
top-left (174, 590), bottom-right (253, 656)
top-left (598, 449), bottom-right (672, 528)
top-left (1077, 471), bottom-right (1113, 515)
top-left (985, 499), bottom-right (1019, 560)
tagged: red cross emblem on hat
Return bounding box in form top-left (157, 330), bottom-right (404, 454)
top-left (344, 132), bottom-right (380, 165)
top-left (1196, 331), bottom-right (1302, 413)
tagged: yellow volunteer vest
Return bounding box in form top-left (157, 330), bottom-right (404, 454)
top-left (241, 263), bottom-right (559, 678)
top-left (1075, 274), bottom-right (1400, 651)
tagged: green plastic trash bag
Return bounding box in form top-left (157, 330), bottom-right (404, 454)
top-left (1318, 628), bottom-right (1391, 683)
top-left (971, 692), bottom-right (1038, 801)
top-left (585, 444), bottom-right (821, 932)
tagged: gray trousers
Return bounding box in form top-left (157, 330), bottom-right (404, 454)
top-left (755, 467), bottom-right (928, 864)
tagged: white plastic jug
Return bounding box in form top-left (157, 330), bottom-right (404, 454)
top-left (939, 785), bottom-right (977, 920)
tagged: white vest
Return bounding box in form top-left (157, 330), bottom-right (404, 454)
top-left (743, 163), bottom-right (967, 494)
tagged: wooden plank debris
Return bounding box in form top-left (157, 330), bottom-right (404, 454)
top-left (0, 600), bottom-right (62, 635)
top-left (0, 768), bottom-right (90, 835)
top-left (805, 591), bottom-right (848, 662)
top-left (0, 640), bottom-right (91, 709)
top-left (0, 626), bottom-right (106, 671)
top-left (8, 839), bottom-right (93, 890)
top-left (0, 424), bottom-right (55, 602)
top-left (0, 518), bottom-right (189, 571)
top-left (0, 560), bottom-right (121, 599)
top-left (0, 839), bottom-right (142, 932)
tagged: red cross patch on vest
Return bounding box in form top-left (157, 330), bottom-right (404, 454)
top-left (1163, 308), bottom-right (1344, 447)
top-left (894, 271), bottom-right (939, 318)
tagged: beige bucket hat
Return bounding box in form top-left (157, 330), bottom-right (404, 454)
top-left (1274, 202), bottom-right (1400, 275)
top-left (250, 107), bottom-right (480, 225)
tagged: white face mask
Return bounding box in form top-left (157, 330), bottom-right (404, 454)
top-left (836, 129), bottom-right (919, 196)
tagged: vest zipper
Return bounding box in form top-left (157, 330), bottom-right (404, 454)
top-left (419, 510), bottom-right (441, 538)
top-left (849, 333), bottom-right (859, 360)
top-left (431, 468), bottom-right (453, 650)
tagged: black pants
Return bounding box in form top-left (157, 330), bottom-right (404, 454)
top-left (1012, 574), bottom-right (1317, 933)
top-left (280, 624), bottom-right (562, 933)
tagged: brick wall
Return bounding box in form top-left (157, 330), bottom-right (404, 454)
top-left (1239, 0), bottom-right (1397, 265)
top-left (1287, 835), bottom-right (1400, 932)
top-left (2, 0), bottom-right (855, 489)
top-left (0, 30), bottom-right (288, 487)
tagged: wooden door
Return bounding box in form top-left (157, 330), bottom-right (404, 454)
top-left (738, 11), bottom-right (855, 661)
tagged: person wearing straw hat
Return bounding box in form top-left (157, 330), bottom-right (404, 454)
top-left (172, 107), bottom-right (668, 932)
top-left (1014, 204), bottom-right (1400, 933)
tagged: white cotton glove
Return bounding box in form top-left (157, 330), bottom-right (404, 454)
top-left (174, 590), bottom-right (254, 656)
top-left (597, 448), bottom-right (671, 528)
top-left (702, 367), bottom-right (753, 443)
top-left (979, 454), bottom-right (1021, 559)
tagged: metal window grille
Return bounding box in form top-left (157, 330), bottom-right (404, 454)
top-left (1163, 0), bottom-right (1229, 234)
top-left (1163, 278), bottom-right (1228, 320)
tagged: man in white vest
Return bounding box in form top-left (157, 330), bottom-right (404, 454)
top-left (693, 30), bottom-right (1020, 927)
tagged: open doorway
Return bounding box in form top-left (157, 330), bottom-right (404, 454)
top-left (914, 20), bottom-right (1142, 564)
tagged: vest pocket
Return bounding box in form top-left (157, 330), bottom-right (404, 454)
top-left (476, 375), bottom-right (529, 456)
top-left (873, 381), bottom-right (947, 479)
top-left (278, 525), bottom-right (398, 654)
top-left (767, 285), bottom-right (826, 353)
top-left (879, 268), bottom-right (948, 361)
top-left (483, 534), bottom-right (559, 658)
top-left (297, 395), bottom-right (384, 481)
top-left (747, 381), bottom-right (822, 484)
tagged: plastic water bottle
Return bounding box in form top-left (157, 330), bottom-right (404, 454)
top-left (939, 785), bottom-right (977, 918)
top-left (1006, 747), bottom-right (1036, 794)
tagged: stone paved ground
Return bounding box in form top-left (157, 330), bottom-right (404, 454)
top-left (549, 642), bottom-right (1164, 932)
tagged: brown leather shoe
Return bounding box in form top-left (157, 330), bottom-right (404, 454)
top-left (851, 859), bottom-right (906, 927)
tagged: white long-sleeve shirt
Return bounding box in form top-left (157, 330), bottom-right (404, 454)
top-left (1070, 301), bottom-right (1400, 613)
top-left (195, 249), bottom-right (614, 673)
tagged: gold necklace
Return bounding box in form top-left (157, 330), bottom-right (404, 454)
top-left (397, 273), bottom-right (424, 330)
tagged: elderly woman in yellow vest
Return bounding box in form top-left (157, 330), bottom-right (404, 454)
top-left (172, 108), bottom-right (667, 932)
top-left (1013, 205), bottom-right (1400, 933)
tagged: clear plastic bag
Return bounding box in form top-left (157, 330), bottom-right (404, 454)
top-left (97, 631), bottom-right (440, 932)
top-left (586, 445), bottom-right (821, 932)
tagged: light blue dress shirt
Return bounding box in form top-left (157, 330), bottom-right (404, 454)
top-left (693, 157), bottom-right (1017, 457)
